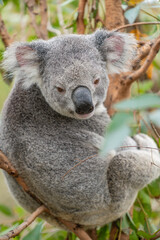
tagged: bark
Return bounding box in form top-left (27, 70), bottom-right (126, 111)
top-left (77, 0), bottom-right (87, 34)
top-left (105, 0), bottom-right (125, 30)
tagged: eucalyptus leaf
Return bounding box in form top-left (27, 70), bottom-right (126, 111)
top-left (115, 94), bottom-right (160, 111)
top-left (0, 204), bottom-right (13, 216)
top-left (61, 0), bottom-right (75, 7)
top-left (0, 223), bottom-right (19, 236)
top-left (126, 213), bottom-right (137, 231)
top-left (148, 177), bottom-right (160, 197)
top-left (149, 110), bottom-right (160, 127)
top-left (138, 190), bottom-right (151, 216)
top-left (23, 222), bottom-right (43, 240)
top-left (137, 230), bottom-right (156, 239)
top-left (129, 231), bottom-right (139, 240)
top-left (97, 224), bottom-right (109, 240)
top-left (100, 112), bottom-right (132, 156)
top-left (124, 5), bottom-right (141, 24)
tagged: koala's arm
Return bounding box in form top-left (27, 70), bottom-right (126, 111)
top-left (107, 134), bottom-right (160, 191)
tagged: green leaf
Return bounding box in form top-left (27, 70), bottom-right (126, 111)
top-left (97, 224), bottom-right (110, 240)
top-left (61, 0), bottom-right (75, 7)
top-left (0, 0), bottom-right (3, 5)
top-left (129, 231), bottom-right (139, 240)
top-left (125, 5), bottom-right (141, 24)
top-left (0, 204), bottom-right (13, 216)
top-left (14, 206), bottom-right (26, 218)
top-left (137, 230), bottom-right (156, 239)
top-left (134, 80), bottom-right (153, 95)
top-left (23, 222), bottom-right (43, 240)
top-left (138, 190), bottom-right (151, 216)
top-left (100, 112), bottom-right (132, 156)
top-left (148, 177), bottom-right (160, 197)
top-left (149, 110), bottom-right (160, 127)
top-left (115, 94), bottom-right (160, 111)
top-left (0, 223), bottom-right (19, 236)
top-left (126, 213), bottom-right (137, 231)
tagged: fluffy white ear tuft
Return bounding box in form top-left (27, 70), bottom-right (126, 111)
top-left (91, 30), bottom-right (137, 74)
top-left (2, 43), bottom-right (40, 89)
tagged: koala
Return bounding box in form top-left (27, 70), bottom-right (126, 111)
top-left (0, 29), bottom-right (160, 230)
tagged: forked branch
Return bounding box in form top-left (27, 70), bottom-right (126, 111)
top-left (0, 151), bottom-right (91, 240)
top-left (128, 36), bottom-right (160, 82)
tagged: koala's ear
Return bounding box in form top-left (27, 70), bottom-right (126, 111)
top-left (90, 29), bottom-right (137, 74)
top-left (2, 42), bottom-right (45, 89)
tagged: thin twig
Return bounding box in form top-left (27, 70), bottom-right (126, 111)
top-left (137, 198), bottom-right (151, 234)
top-left (118, 146), bottom-right (160, 152)
top-left (140, 116), bottom-right (159, 144)
top-left (115, 21), bottom-right (160, 32)
top-left (62, 154), bottom-right (97, 179)
top-left (62, 145), bottom-right (160, 179)
top-left (151, 230), bottom-right (160, 240)
top-left (150, 122), bottom-right (160, 139)
top-left (0, 205), bottom-right (47, 240)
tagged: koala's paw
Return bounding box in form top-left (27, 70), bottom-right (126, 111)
top-left (133, 133), bottom-right (159, 157)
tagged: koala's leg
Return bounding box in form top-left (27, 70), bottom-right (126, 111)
top-left (3, 173), bottom-right (68, 229)
top-left (107, 134), bottom-right (160, 191)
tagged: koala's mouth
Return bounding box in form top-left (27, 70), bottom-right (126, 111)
top-left (74, 110), bottom-right (95, 120)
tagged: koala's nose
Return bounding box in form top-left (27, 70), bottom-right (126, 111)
top-left (72, 86), bottom-right (94, 115)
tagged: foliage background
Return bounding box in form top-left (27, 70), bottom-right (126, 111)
top-left (0, 0), bottom-right (160, 239)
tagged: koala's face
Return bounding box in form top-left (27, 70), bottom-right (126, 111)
top-left (42, 61), bottom-right (108, 119)
top-left (3, 30), bottom-right (136, 119)
top-left (38, 37), bottom-right (109, 119)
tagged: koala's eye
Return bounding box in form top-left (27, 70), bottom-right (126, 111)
top-left (56, 87), bottom-right (65, 93)
top-left (94, 78), bottom-right (100, 86)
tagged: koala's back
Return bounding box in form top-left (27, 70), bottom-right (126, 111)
top-left (0, 82), bottom-right (123, 226)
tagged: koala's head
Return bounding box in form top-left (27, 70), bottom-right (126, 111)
top-left (3, 30), bottom-right (136, 119)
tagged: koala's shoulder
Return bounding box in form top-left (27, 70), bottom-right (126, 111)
top-left (1, 82), bottom-right (50, 127)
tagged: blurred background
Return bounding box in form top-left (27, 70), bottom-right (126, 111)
top-left (0, 0), bottom-right (160, 239)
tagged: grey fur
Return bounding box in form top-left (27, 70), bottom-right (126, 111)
top-left (0, 29), bottom-right (160, 229)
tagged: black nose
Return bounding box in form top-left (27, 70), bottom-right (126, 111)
top-left (72, 86), bottom-right (94, 115)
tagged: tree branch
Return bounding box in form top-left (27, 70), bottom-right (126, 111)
top-left (128, 36), bottom-right (160, 82)
top-left (0, 14), bottom-right (12, 47)
top-left (0, 150), bottom-right (92, 240)
top-left (77, 0), bottom-right (87, 34)
top-left (105, 36), bottom-right (160, 116)
top-left (105, 0), bottom-right (124, 30)
top-left (0, 150), bottom-right (43, 205)
top-left (133, 41), bottom-right (153, 69)
top-left (0, 205), bottom-right (47, 240)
